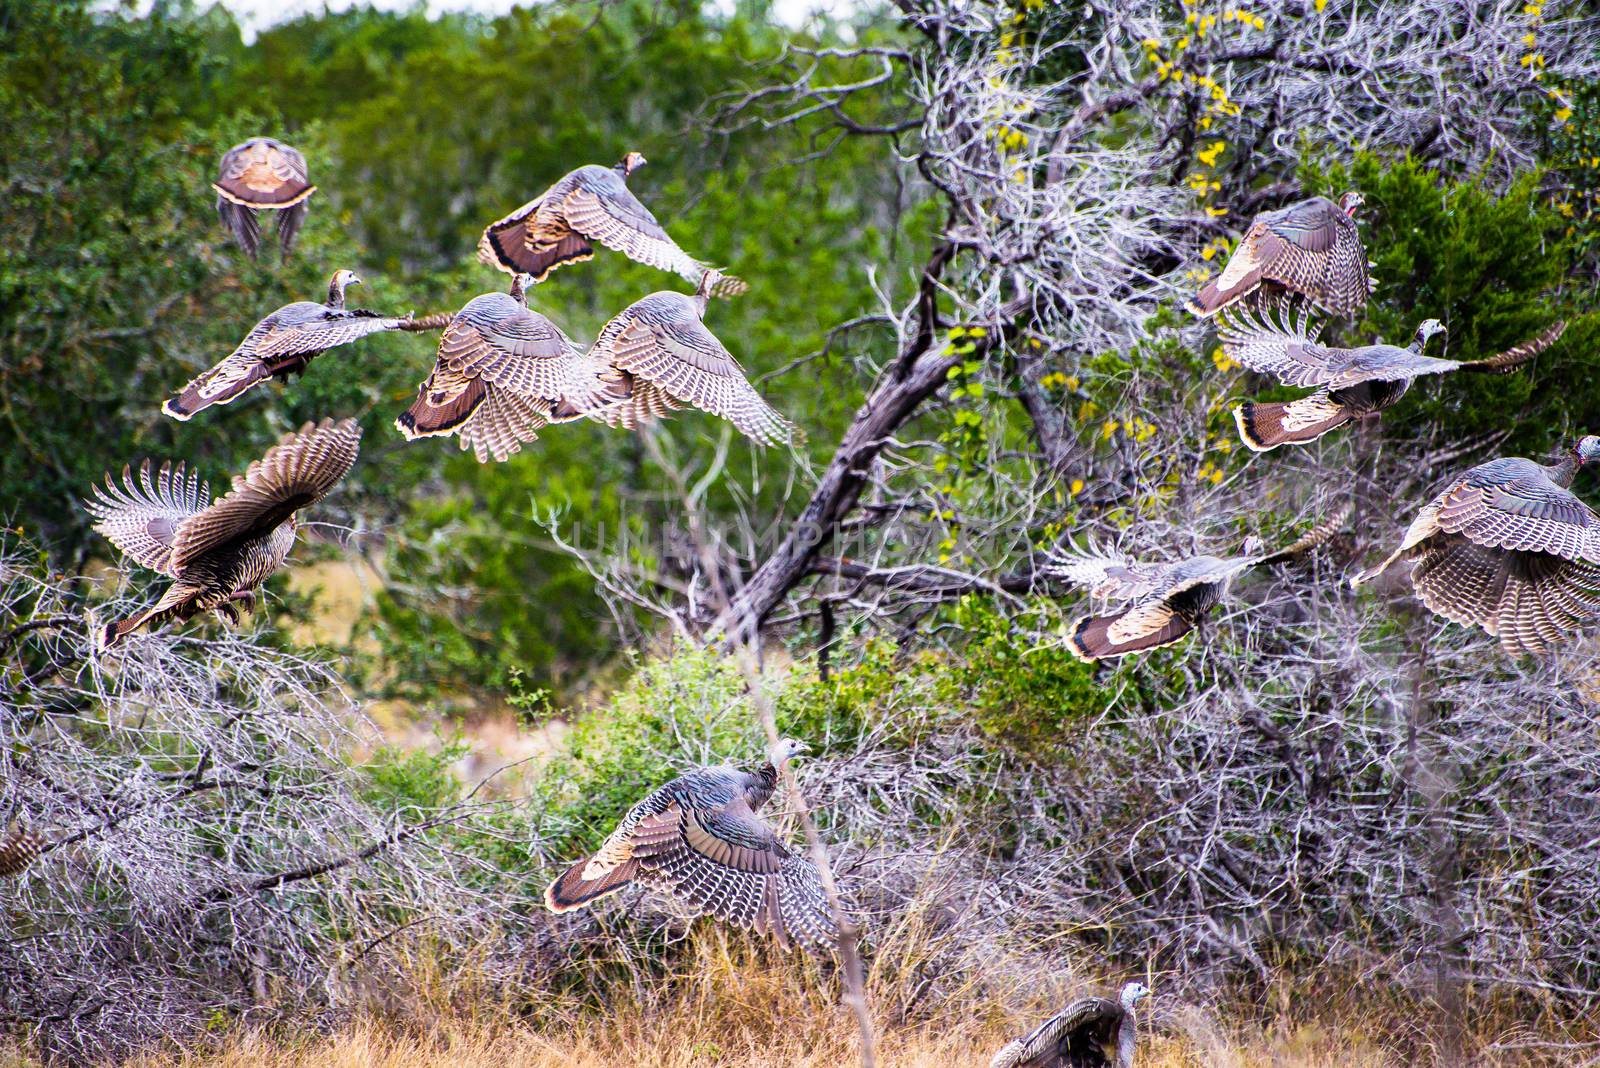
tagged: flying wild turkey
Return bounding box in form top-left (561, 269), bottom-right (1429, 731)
top-left (1050, 505), bottom-right (1349, 662)
top-left (990, 982), bottom-right (1152, 1068)
top-left (1352, 436), bottom-right (1600, 657)
top-left (1218, 307), bottom-right (1565, 451)
top-left (163, 271), bottom-right (443, 421)
top-left (1187, 191), bottom-right (1369, 318)
top-left (586, 269), bottom-right (801, 447)
top-left (478, 152), bottom-right (747, 297)
top-left (0, 826), bottom-right (47, 880)
top-left (395, 274), bottom-right (627, 462)
top-left (214, 137), bottom-right (317, 258)
top-left (546, 738), bottom-right (840, 953)
top-left (85, 418), bottom-right (362, 648)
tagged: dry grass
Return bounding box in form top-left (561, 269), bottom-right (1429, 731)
top-left (5, 925), bottom-right (1588, 1067)
top-left (106, 1007), bottom-right (1423, 1068)
top-left (96, 931), bottom-right (1584, 1068)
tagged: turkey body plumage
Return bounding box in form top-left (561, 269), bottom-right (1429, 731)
top-left (478, 153), bottom-right (745, 296)
top-left (214, 137), bottom-right (316, 258)
top-left (85, 418), bottom-right (363, 648)
top-left (546, 740), bottom-right (839, 953)
top-left (1354, 437), bottom-right (1600, 656)
top-left (586, 270), bottom-right (800, 447)
top-left (990, 984), bottom-right (1150, 1068)
top-left (396, 274), bottom-right (626, 462)
top-left (1051, 507), bottom-right (1348, 662)
top-left (1188, 192), bottom-right (1368, 318)
top-left (164, 272), bottom-right (412, 421)
top-left (1219, 308), bottom-right (1564, 451)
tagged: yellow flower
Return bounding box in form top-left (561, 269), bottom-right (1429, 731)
top-left (1205, 205), bottom-right (1229, 217)
top-left (1197, 140), bottom-right (1226, 166)
top-left (1521, 32), bottom-right (1537, 46)
top-left (1070, 479), bottom-right (1085, 496)
top-left (1201, 246), bottom-right (1217, 260)
top-left (1559, 201), bottom-right (1575, 218)
top-left (1198, 114), bottom-right (1213, 130)
top-left (1101, 419), bottom-right (1120, 441)
top-left (1524, 2), bottom-right (1541, 15)
top-left (1314, 0), bottom-right (1327, 9)
top-left (1556, 107), bottom-right (1573, 122)
top-left (1212, 347), bottom-right (1239, 372)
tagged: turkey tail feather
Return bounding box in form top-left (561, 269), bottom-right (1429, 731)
top-left (396, 377), bottom-right (487, 439)
top-left (1233, 397), bottom-right (1352, 451)
top-left (481, 221), bottom-right (594, 281)
top-left (103, 605), bottom-right (161, 648)
top-left (1067, 611), bottom-right (1195, 662)
top-left (546, 858), bottom-right (639, 912)
top-left (1187, 271), bottom-right (1261, 318)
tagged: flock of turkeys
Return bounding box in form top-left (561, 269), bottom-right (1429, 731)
top-left (4, 136), bottom-right (1588, 1068)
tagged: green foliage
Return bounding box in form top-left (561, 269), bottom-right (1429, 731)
top-left (361, 742), bottom-right (470, 812)
top-left (526, 650), bottom-right (760, 860)
top-left (939, 598), bottom-right (1119, 757)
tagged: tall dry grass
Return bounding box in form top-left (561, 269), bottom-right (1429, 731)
top-left (90, 926), bottom-right (1590, 1068)
top-left (114, 1020), bottom-right (1397, 1068)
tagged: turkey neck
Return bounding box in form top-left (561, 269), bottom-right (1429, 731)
top-left (1547, 452), bottom-right (1582, 489)
top-left (746, 761), bottom-right (780, 809)
top-left (326, 277), bottom-right (346, 309)
top-left (1116, 1011), bottom-right (1137, 1068)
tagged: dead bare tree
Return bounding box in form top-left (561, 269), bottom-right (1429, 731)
top-left (0, 544), bottom-right (537, 1063)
